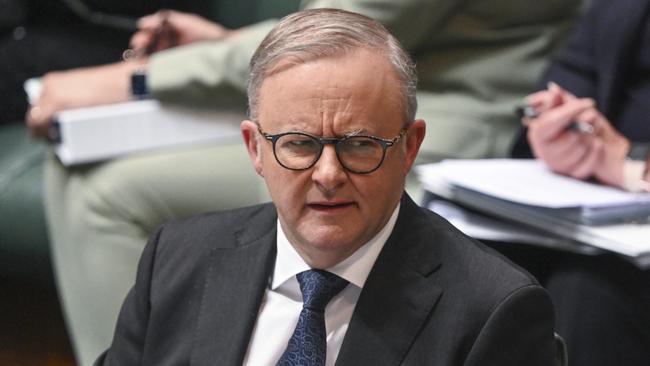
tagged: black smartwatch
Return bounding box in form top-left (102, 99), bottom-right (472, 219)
top-left (131, 69), bottom-right (149, 98)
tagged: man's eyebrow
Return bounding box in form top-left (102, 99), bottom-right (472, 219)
top-left (267, 127), bottom-right (371, 137)
top-left (343, 128), bottom-right (368, 137)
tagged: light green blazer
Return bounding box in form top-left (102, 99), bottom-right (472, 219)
top-left (149, 0), bottom-right (582, 161)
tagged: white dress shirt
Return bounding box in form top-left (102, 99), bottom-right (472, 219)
top-left (243, 204), bottom-right (400, 366)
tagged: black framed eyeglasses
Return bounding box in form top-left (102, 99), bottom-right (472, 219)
top-left (258, 126), bottom-right (408, 174)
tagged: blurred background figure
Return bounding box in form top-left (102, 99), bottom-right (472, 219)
top-left (0, 1), bottom-right (293, 364)
top-left (512, 0), bottom-right (650, 364)
top-left (0, 0), bottom-right (220, 124)
top-left (2, 0), bottom-right (583, 365)
top-left (0, 2), bottom-right (216, 364)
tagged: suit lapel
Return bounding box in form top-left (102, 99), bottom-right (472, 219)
top-left (598, 0), bottom-right (650, 115)
top-left (336, 195), bottom-right (443, 366)
top-left (190, 206), bottom-right (277, 366)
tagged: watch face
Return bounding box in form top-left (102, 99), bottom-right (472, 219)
top-left (131, 71), bottom-right (149, 98)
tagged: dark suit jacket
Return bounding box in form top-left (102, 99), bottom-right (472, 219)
top-left (96, 194), bottom-right (555, 365)
top-left (512, 0), bottom-right (650, 157)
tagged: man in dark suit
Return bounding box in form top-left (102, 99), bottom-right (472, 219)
top-left (98, 9), bottom-right (557, 365)
top-left (511, 0), bottom-right (650, 365)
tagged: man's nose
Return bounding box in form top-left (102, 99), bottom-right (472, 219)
top-left (311, 145), bottom-right (347, 191)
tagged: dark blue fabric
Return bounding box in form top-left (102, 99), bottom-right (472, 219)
top-left (511, 0), bottom-right (650, 157)
top-left (276, 270), bottom-right (348, 366)
top-left (618, 16), bottom-right (650, 142)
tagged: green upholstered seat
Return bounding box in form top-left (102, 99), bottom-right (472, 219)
top-left (0, 123), bottom-right (51, 283)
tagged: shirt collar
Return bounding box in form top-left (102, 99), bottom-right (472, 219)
top-left (272, 203), bottom-right (400, 291)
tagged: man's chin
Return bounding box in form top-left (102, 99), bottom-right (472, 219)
top-left (295, 225), bottom-right (365, 256)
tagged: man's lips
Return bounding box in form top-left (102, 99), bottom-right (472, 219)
top-left (307, 201), bottom-right (356, 211)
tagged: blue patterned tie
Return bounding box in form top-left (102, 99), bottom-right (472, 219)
top-left (276, 269), bottom-right (349, 366)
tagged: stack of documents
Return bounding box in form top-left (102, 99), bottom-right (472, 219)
top-left (25, 78), bottom-right (244, 166)
top-left (416, 159), bottom-right (650, 258)
top-left (48, 100), bottom-right (244, 166)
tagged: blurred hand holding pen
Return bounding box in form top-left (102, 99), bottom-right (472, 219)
top-left (519, 82), bottom-right (636, 190)
top-left (517, 82), bottom-right (596, 135)
top-left (516, 104), bottom-right (596, 134)
top-left (122, 10), bottom-right (234, 62)
top-left (123, 10), bottom-right (177, 60)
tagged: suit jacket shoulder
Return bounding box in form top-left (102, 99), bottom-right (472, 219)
top-left (98, 202), bottom-right (278, 366)
top-left (154, 202), bottom-right (277, 256)
top-left (336, 195), bottom-right (555, 365)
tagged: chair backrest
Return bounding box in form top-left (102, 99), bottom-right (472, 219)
top-left (555, 332), bottom-right (568, 366)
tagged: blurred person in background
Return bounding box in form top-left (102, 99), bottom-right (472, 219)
top-left (512, 0), bottom-right (650, 364)
top-left (0, 0), bottom-right (215, 124)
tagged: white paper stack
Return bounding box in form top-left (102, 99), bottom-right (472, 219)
top-left (49, 100), bottom-right (244, 166)
top-left (416, 159), bottom-right (650, 259)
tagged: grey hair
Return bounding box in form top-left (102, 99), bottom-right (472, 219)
top-left (247, 8), bottom-right (417, 123)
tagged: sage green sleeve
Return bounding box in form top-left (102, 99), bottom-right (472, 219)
top-left (148, 19), bottom-right (278, 109)
top-left (147, 0), bottom-right (446, 107)
top-left (300, 0), bottom-right (457, 49)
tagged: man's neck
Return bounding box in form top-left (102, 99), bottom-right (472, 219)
top-left (276, 203), bottom-right (401, 271)
top-left (291, 244), bottom-right (359, 270)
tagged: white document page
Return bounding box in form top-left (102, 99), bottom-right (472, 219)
top-left (416, 160), bottom-right (650, 257)
top-left (419, 159), bottom-right (650, 208)
top-left (582, 224), bottom-right (650, 257)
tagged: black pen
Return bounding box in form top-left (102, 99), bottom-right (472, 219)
top-left (144, 11), bottom-right (177, 55)
top-left (123, 11), bottom-right (177, 60)
top-left (516, 105), bottom-right (595, 134)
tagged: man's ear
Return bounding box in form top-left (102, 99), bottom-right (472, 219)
top-left (403, 119), bottom-right (426, 175)
top-left (241, 120), bottom-right (264, 177)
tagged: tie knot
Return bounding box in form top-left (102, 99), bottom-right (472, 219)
top-left (296, 270), bottom-right (349, 312)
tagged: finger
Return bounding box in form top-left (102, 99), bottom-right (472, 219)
top-left (161, 10), bottom-right (184, 28)
top-left (156, 25), bottom-right (179, 51)
top-left (540, 82), bottom-right (565, 108)
top-left (572, 108), bottom-right (599, 135)
top-left (142, 11), bottom-right (181, 53)
top-left (532, 98), bottom-right (596, 141)
top-left (546, 81), bottom-right (567, 101)
top-left (129, 31), bottom-right (152, 51)
top-left (525, 90), bottom-right (554, 109)
top-left (569, 137), bottom-right (602, 180)
top-left (547, 82), bottom-right (577, 101)
top-left (525, 89), bottom-right (565, 114)
top-left (26, 104), bottom-right (53, 139)
top-left (529, 128), bottom-right (583, 172)
top-left (137, 11), bottom-right (165, 30)
top-left (543, 133), bottom-right (589, 174)
top-left (576, 106), bottom-right (617, 137)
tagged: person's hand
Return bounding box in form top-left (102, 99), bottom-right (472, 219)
top-left (526, 88), bottom-right (630, 188)
top-left (26, 60), bottom-right (145, 139)
top-left (525, 81), bottom-right (576, 114)
top-left (130, 10), bottom-right (237, 54)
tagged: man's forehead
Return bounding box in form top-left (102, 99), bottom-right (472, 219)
top-left (256, 48), bottom-right (404, 134)
top-left (266, 46), bottom-right (371, 76)
top-left (265, 47), bottom-right (397, 83)
top-left (259, 52), bottom-right (402, 104)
